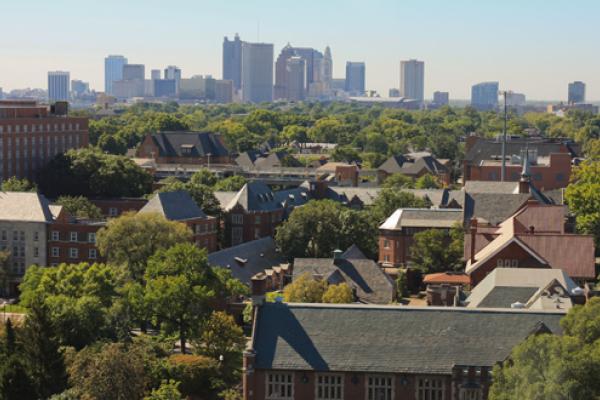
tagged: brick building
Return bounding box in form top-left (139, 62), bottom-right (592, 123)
top-left (378, 152), bottom-right (451, 186)
top-left (89, 197), bottom-right (148, 218)
top-left (139, 190), bottom-right (218, 252)
top-left (0, 100), bottom-right (89, 182)
top-left (378, 208), bottom-right (463, 267)
top-left (465, 201), bottom-right (596, 286)
top-left (462, 136), bottom-right (581, 190)
top-left (47, 207), bottom-right (105, 266)
top-left (215, 182), bottom-right (310, 247)
top-left (136, 131), bottom-right (232, 165)
top-left (244, 302), bottom-right (564, 400)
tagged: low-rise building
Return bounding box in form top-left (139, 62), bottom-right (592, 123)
top-left (244, 302), bottom-right (564, 400)
top-left (136, 131), bottom-right (232, 165)
top-left (378, 152), bottom-right (451, 186)
top-left (139, 190), bottom-right (218, 252)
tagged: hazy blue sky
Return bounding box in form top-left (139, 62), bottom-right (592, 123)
top-left (2, 0), bottom-right (598, 100)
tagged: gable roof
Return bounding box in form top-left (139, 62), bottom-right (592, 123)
top-left (293, 250), bottom-right (394, 304)
top-left (208, 237), bottom-right (286, 285)
top-left (464, 138), bottom-right (581, 164)
top-left (252, 303), bottom-right (564, 374)
top-left (378, 153), bottom-right (449, 176)
top-left (379, 208), bottom-right (463, 230)
top-left (139, 190), bottom-right (208, 221)
top-left (150, 131), bottom-right (230, 158)
top-left (0, 192), bottom-right (55, 223)
top-left (463, 192), bottom-right (531, 225)
top-left (222, 182), bottom-right (310, 212)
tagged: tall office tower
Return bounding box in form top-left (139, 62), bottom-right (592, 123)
top-left (0, 100), bottom-right (89, 182)
top-left (164, 66), bottom-right (182, 96)
top-left (322, 46), bottom-right (333, 86)
top-left (275, 45), bottom-right (325, 100)
top-left (223, 34), bottom-right (243, 91)
top-left (123, 64), bottom-right (145, 80)
top-left (274, 44), bottom-right (297, 99)
top-left (286, 56), bottom-right (306, 102)
top-left (345, 62), bottom-right (365, 94)
top-left (241, 42), bottom-right (274, 103)
top-left (400, 59), bottom-right (425, 102)
top-left (48, 71), bottom-right (70, 102)
top-left (71, 80), bottom-right (90, 98)
top-left (433, 91), bottom-right (449, 106)
top-left (104, 55), bottom-right (128, 95)
top-left (568, 81), bottom-right (585, 104)
top-left (151, 69), bottom-right (161, 80)
top-left (471, 81), bottom-right (499, 111)
top-left (215, 80), bottom-right (234, 103)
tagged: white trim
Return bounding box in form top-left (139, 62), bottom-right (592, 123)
top-left (468, 236), bottom-right (547, 274)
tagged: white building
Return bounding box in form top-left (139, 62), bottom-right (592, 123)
top-left (48, 71), bottom-right (70, 102)
top-left (241, 42), bottom-right (274, 103)
top-left (400, 59), bottom-right (424, 102)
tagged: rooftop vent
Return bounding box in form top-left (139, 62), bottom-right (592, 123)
top-left (510, 301), bottom-right (525, 309)
top-left (571, 287), bottom-right (585, 296)
top-left (234, 257), bottom-right (248, 265)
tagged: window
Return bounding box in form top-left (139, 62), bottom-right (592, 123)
top-left (89, 249), bottom-right (97, 259)
top-left (70, 232), bottom-right (78, 242)
top-left (511, 259), bottom-right (518, 268)
top-left (88, 232), bottom-right (96, 243)
top-left (417, 377), bottom-right (445, 400)
top-left (51, 247), bottom-right (60, 257)
top-left (33, 231), bottom-right (39, 241)
top-left (19, 231), bottom-right (25, 241)
top-left (367, 375), bottom-right (393, 400)
top-left (316, 374), bottom-right (343, 400)
top-left (383, 239), bottom-right (390, 249)
top-left (51, 231), bottom-right (60, 241)
top-left (266, 373), bottom-right (293, 400)
top-left (232, 227), bottom-right (243, 245)
top-left (12, 231), bottom-right (18, 241)
top-left (232, 214), bottom-right (243, 225)
top-left (459, 388), bottom-right (482, 400)
top-left (108, 207), bottom-right (118, 217)
top-left (0, 230), bottom-right (6, 241)
top-left (383, 255), bottom-right (390, 262)
top-left (255, 215), bottom-right (262, 225)
top-left (33, 247), bottom-right (39, 258)
top-left (556, 173), bottom-right (565, 182)
top-left (69, 248), bottom-right (79, 259)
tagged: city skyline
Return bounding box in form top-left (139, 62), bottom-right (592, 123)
top-left (2, 0), bottom-right (600, 100)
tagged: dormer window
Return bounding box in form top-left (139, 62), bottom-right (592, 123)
top-left (180, 144), bottom-right (194, 155)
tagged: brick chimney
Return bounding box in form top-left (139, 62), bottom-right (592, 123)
top-left (250, 273), bottom-right (267, 305)
top-left (469, 218), bottom-right (478, 264)
top-left (243, 349), bottom-right (256, 400)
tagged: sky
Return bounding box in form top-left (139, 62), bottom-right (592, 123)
top-left (1, 0), bottom-right (599, 100)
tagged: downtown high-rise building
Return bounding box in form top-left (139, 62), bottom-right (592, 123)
top-left (568, 81), bottom-right (585, 104)
top-left (275, 45), bottom-right (331, 100)
top-left (104, 55), bottom-right (128, 95)
top-left (241, 42), bottom-right (274, 103)
top-left (345, 62), bottom-right (365, 95)
top-left (285, 56), bottom-right (306, 102)
top-left (223, 34), bottom-right (243, 91)
top-left (471, 81), bottom-right (499, 111)
top-left (151, 69), bottom-right (161, 80)
top-left (164, 66), bottom-right (182, 95)
top-left (48, 71), bottom-right (70, 102)
top-left (433, 91), bottom-right (449, 106)
top-left (400, 59), bottom-right (424, 102)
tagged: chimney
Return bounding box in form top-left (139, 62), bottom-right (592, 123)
top-left (250, 273), bottom-right (267, 305)
top-left (469, 218), bottom-right (478, 264)
top-left (333, 249), bottom-right (343, 265)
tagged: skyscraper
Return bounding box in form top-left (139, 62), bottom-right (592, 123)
top-left (274, 44), bottom-right (297, 100)
top-left (104, 55), bottom-right (128, 95)
top-left (322, 46), bottom-right (333, 87)
top-left (48, 71), bottom-right (70, 102)
top-left (345, 62), bottom-right (365, 94)
top-left (241, 42), bottom-right (274, 103)
top-left (164, 66), bottom-right (182, 95)
top-left (286, 56), bottom-right (306, 102)
top-left (471, 82), bottom-right (499, 111)
top-left (71, 80), bottom-right (90, 98)
top-left (122, 64), bottom-right (145, 80)
top-left (400, 59), bottom-right (424, 102)
top-left (433, 91), bottom-right (449, 106)
top-left (275, 45), bottom-right (327, 100)
top-left (568, 81), bottom-right (585, 104)
top-left (223, 34), bottom-right (243, 91)
top-left (151, 69), bottom-right (161, 80)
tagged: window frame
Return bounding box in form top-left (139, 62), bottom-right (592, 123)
top-left (416, 376), bottom-right (445, 400)
top-left (316, 373), bottom-right (344, 400)
top-left (265, 372), bottom-right (294, 400)
top-left (366, 374), bottom-right (394, 400)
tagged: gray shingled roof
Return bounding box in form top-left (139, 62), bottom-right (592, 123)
top-left (208, 237), bottom-right (286, 285)
top-left (223, 182), bottom-right (310, 212)
top-left (151, 131), bottom-right (229, 158)
top-left (293, 254), bottom-right (394, 304)
top-left (378, 154), bottom-right (449, 176)
top-left (464, 139), bottom-right (581, 164)
top-left (463, 193), bottom-right (531, 225)
top-left (140, 191), bottom-right (208, 221)
top-left (253, 303), bottom-right (564, 373)
top-left (476, 287), bottom-right (540, 308)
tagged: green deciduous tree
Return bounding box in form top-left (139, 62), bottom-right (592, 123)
top-left (382, 173), bottom-right (414, 189)
top-left (414, 173), bottom-right (442, 189)
top-left (213, 175), bottom-right (247, 192)
top-left (283, 273), bottom-right (327, 303)
top-left (0, 177), bottom-right (37, 192)
top-left (371, 189), bottom-right (430, 224)
top-left (565, 160), bottom-right (600, 250)
top-left (322, 283), bottom-right (354, 303)
top-left (96, 212), bottom-right (192, 282)
top-left (144, 380), bottom-right (184, 400)
top-left (56, 195), bottom-right (103, 219)
top-left (409, 224), bottom-right (464, 273)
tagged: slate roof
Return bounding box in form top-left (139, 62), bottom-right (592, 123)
top-left (293, 250), bottom-right (394, 304)
top-left (222, 182), bottom-right (310, 212)
top-left (139, 190), bottom-right (208, 221)
top-left (150, 131), bottom-right (230, 158)
top-left (0, 192), bottom-right (55, 223)
top-left (475, 287), bottom-right (540, 308)
top-left (326, 188), bottom-right (452, 208)
top-left (464, 138), bottom-right (581, 164)
top-left (378, 153), bottom-right (449, 176)
top-left (252, 303), bottom-right (564, 374)
top-left (379, 208), bottom-right (463, 230)
top-left (208, 237), bottom-right (286, 285)
top-left (463, 193), bottom-right (531, 225)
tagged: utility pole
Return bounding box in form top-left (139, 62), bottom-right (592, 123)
top-left (500, 90), bottom-right (508, 181)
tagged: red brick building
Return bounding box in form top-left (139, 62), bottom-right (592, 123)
top-left (244, 302), bottom-right (564, 400)
top-left (139, 190), bottom-right (218, 252)
top-left (90, 198), bottom-right (148, 218)
top-left (465, 201), bottom-right (596, 286)
top-left (378, 208), bottom-right (463, 267)
top-left (462, 136), bottom-right (581, 190)
top-left (47, 207), bottom-right (105, 266)
top-left (136, 131), bottom-right (232, 165)
top-left (0, 100), bottom-right (89, 182)
top-left (215, 182), bottom-right (310, 247)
